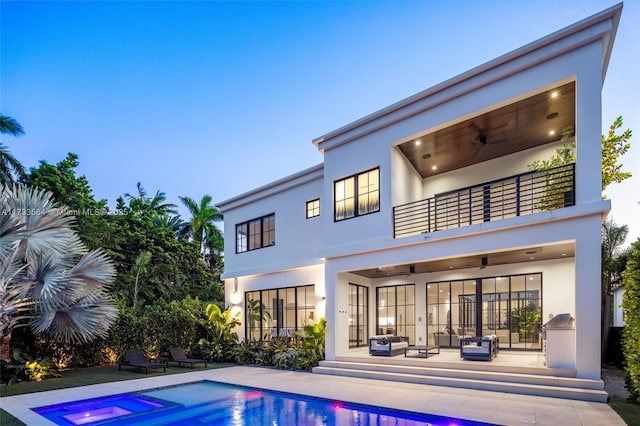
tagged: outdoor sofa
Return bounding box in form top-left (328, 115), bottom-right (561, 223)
top-left (369, 335), bottom-right (409, 356)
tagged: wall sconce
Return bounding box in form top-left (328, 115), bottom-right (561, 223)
top-left (230, 278), bottom-right (241, 305)
top-left (230, 291), bottom-right (242, 306)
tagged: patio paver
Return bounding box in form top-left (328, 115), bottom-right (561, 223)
top-left (0, 366), bottom-right (626, 425)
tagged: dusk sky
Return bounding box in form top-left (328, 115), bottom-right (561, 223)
top-left (1, 1), bottom-right (639, 244)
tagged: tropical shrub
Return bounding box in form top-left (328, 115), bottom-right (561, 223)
top-left (622, 239), bottom-right (640, 401)
top-left (294, 317), bottom-right (327, 370)
top-left (107, 297), bottom-right (206, 360)
top-left (274, 348), bottom-right (300, 369)
top-left (197, 304), bottom-right (240, 362)
top-left (232, 339), bottom-right (262, 365)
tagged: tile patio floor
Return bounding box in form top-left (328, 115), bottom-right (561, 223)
top-left (0, 365), bottom-right (625, 425)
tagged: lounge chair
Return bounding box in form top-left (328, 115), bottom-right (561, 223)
top-left (169, 347), bottom-right (208, 368)
top-left (118, 349), bottom-right (167, 373)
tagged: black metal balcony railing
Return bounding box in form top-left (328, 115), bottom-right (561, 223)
top-left (393, 163), bottom-right (575, 238)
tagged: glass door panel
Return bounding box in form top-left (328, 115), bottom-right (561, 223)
top-left (428, 274), bottom-right (542, 350)
top-left (348, 283), bottom-right (369, 348)
top-left (511, 274), bottom-right (542, 349)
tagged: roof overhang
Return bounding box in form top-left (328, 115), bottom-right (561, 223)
top-left (312, 3), bottom-right (622, 153)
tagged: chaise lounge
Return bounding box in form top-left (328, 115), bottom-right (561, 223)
top-left (169, 347), bottom-right (208, 368)
top-left (118, 349), bottom-right (167, 373)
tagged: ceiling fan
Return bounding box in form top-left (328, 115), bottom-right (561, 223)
top-left (469, 123), bottom-right (509, 156)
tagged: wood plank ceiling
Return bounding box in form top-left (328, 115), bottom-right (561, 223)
top-left (397, 82), bottom-right (576, 178)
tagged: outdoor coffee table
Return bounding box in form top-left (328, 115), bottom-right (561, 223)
top-left (404, 345), bottom-right (440, 358)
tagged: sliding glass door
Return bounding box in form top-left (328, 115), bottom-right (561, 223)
top-left (427, 273), bottom-right (542, 350)
top-left (348, 283), bottom-right (369, 348)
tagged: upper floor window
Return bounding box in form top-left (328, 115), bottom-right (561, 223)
top-left (334, 168), bottom-right (379, 221)
top-left (236, 213), bottom-right (275, 253)
top-left (306, 199), bottom-right (320, 219)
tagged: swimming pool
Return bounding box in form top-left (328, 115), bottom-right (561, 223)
top-left (34, 380), bottom-right (498, 425)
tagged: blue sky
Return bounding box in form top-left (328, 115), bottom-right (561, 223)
top-left (1, 1), bottom-right (639, 243)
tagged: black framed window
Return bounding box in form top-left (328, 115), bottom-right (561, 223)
top-left (245, 285), bottom-right (315, 341)
top-left (236, 213), bottom-right (275, 253)
top-left (334, 168), bottom-right (379, 221)
top-left (376, 284), bottom-right (415, 344)
top-left (306, 199), bottom-right (320, 218)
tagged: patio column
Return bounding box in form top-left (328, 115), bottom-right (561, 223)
top-left (574, 216), bottom-right (602, 379)
top-left (324, 262), bottom-right (340, 361)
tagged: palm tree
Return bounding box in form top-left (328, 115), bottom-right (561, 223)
top-left (125, 182), bottom-right (177, 216)
top-left (0, 114), bottom-right (26, 185)
top-left (601, 219), bottom-right (629, 360)
top-left (179, 195), bottom-right (223, 263)
top-left (152, 214), bottom-right (189, 238)
top-left (0, 185), bottom-right (117, 363)
top-left (131, 251), bottom-right (152, 308)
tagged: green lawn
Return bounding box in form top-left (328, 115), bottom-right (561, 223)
top-left (0, 363), bottom-right (233, 426)
top-left (609, 396), bottom-right (640, 425)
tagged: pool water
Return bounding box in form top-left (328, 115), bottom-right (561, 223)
top-left (33, 380), bottom-right (498, 425)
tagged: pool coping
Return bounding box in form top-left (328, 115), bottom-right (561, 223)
top-left (0, 365), bottom-right (625, 425)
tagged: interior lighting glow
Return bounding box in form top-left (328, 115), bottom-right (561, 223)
top-left (549, 130), bottom-right (555, 136)
top-left (415, 140), bottom-right (421, 145)
top-left (551, 91), bottom-right (559, 98)
top-left (432, 165), bottom-right (437, 170)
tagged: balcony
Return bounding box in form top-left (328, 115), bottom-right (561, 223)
top-left (393, 164), bottom-right (575, 238)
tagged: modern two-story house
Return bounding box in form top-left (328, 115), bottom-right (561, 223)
top-left (217, 4), bottom-right (622, 399)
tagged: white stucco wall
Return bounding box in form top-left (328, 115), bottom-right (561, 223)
top-left (391, 146), bottom-right (423, 206)
top-left (226, 264), bottom-right (326, 341)
top-left (321, 40), bottom-right (603, 252)
top-left (221, 171), bottom-right (324, 277)
top-left (422, 141), bottom-right (568, 199)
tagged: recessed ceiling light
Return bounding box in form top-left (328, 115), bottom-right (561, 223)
top-left (432, 165), bottom-right (437, 170)
top-left (549, 130), bottom-right (555, 136)
top-left (529, 257), bottom-right (535, 260)
top-left (551, 91), bottom-right (559, 98)
top-left (449, 266), bottom-right (453, 269)
top-left (415, 140), bottom-right (421, 145)
top-left (562, 253), bottom-right (567, 256)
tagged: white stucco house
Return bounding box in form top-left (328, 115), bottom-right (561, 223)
top-left (217, 4), bottom-right (622, 401)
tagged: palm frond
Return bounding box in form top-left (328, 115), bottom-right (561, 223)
top-left (26, 255), bottom-right (67, 302)
top-left (0, 115), bottom-right (25, 137)
top-left (32, 297), bottom-right (118, 343)
top-left (64, 249), bottom-right (116, 304)
top-left (0, 210), bottom-right (25, 258)
top-left (4, 185), bottom-right (85, 260)
top-left (0, 144), bottom-right (26, 184)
